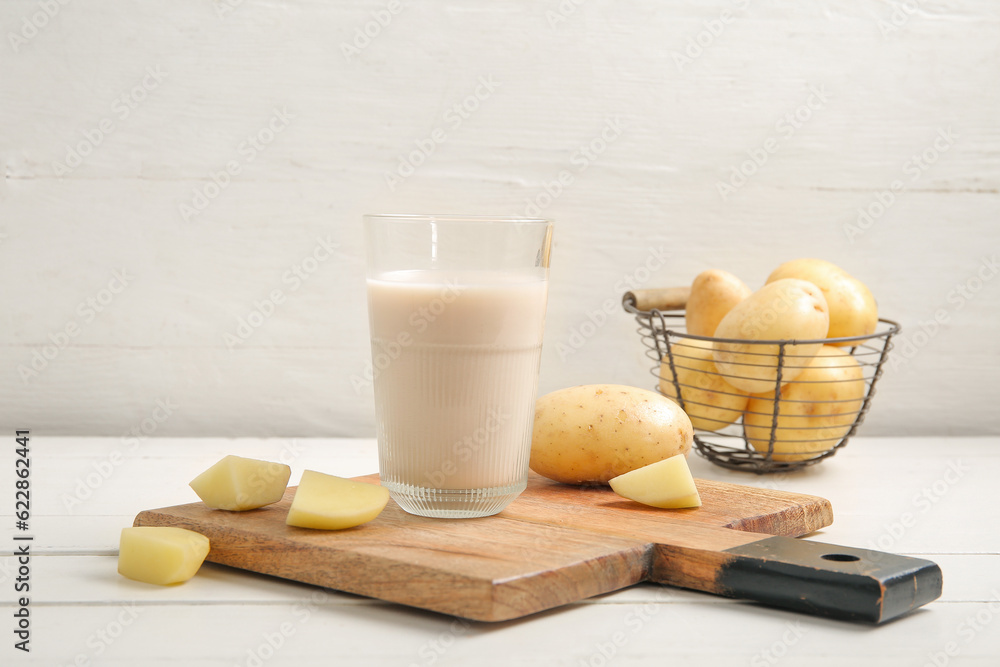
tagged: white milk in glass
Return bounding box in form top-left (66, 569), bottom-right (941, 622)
top-left (367, 269), bottom-right (547, 514)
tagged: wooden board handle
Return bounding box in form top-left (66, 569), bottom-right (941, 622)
top-left (653, 535), bottom-right (942, 624)
top-left (622, 287), bottom-right (689, 312)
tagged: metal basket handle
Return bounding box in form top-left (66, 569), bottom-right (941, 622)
top-left (622, 287), bottom-right (690, 312)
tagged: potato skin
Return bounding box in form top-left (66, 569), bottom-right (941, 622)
top-left (743, 345), bottom-right (865, 461)
top-left (766, 258), bottom-right (878, 344)
top-left (712, 279), bottom-right (830, 393)
top-left (685, 269), bottom-right (753, 337)
top-left (658, 338), bottom-right (750, 432)
top-left (530, 384), bottom-right (693, 485)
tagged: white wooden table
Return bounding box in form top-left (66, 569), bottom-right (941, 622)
top-left (4, 436), bottom-right (998, 666)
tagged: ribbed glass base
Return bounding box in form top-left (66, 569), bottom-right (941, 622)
top-left (383, 479), bottom-right (527, 518)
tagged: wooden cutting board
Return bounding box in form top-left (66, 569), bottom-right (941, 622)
top-left (133, 473), bottom-right (941, 623)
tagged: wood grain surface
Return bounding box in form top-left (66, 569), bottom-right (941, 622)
top-left (134, 472), bottom-right (834, 621)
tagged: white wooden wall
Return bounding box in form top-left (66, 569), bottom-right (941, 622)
top-left (1, 0), bottom-right (998, 437)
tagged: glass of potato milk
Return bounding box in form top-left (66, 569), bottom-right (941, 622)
top-left (364, 214), bottom-right (552, 518)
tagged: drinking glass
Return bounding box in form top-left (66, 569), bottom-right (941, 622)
top-left (365, 214), bottom-right (552, 518)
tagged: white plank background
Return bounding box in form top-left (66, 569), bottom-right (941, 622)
top-left (0, 0), bottom-right (998, 437)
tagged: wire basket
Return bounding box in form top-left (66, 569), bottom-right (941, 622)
top-left (622, 288), bottom-right (900, 473)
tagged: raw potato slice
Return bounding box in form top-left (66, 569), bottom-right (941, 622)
top-left (286, 470), bottom-right (391, 530)
top-left (190, 455), bottom-right (291, 511)
top-left (663, 493), bottom-right (701, 508)
top-left (608, 455), bottom-right (701, 509)
top-left (118, 527), bottom-right (210, 585)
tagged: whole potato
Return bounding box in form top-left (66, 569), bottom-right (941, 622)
top-left (712, 279), bottom-right (829, 393)
top-left (658, 338), bottom-right (750, 431)
top-left (766, 258), bottom-right (878, 344)
top-left (530, 384), bottom-right (693, 485)
top-left (685, 269), bottom-right (753, 337)
top-left (743, 345), bottom-right (865, 461)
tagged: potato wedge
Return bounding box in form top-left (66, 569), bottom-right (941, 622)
top-left (190, 455), bottom-right (291, 511)
top-left (609, 454), bottom-right (701, 508)
top-left (118, 527), bottom-right (210, 586)
top-left (286, 471), bottom-right (390, 530)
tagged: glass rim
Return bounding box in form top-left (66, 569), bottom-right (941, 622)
top-left (363, 213), bottom-right (551, 225)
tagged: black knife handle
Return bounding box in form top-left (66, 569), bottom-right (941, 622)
top-left (715, 536), bottom-right (943, 623)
